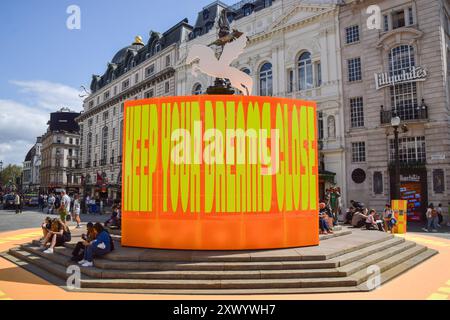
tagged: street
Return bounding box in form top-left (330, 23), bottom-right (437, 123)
top-left (0, 206), bottom-right (108, 233)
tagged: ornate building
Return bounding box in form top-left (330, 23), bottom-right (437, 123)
top-left (22, 136), bottom-right (42, 192)
top-left (40, 108), bottom-right (81, 194)
top-left (76, 20), bottom-right (192, 200)
top-left (176, 0), bottom-right (346, 202)
top-left (340, 0), bottom-right (450, 218)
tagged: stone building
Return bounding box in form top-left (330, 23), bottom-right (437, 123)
top-left (176, 0), bottom-right (347, 202)
top-left (40, 108), bottom-right (81, 194)
top-left (22, 136), bottom-right (42, 192)
top-left (340, 0), bottom-right (450, 219)
top-left (76, 20), bottom-right (192, 200)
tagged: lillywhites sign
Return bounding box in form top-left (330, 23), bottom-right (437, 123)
top-left (375, 66), bottom-right (428, 90)
top-left (121, 96), bottom-right (319, 251)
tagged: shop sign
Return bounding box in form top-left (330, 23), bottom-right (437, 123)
top-left (375, 66), bottom-right (428, 90)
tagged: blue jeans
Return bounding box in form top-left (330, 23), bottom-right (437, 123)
top-left (83, 244), bottom-right (110, 262)
top-left (427, 217), bottom-right (437, 231)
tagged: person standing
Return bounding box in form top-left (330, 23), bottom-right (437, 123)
top-left (72, 194), bottom-right (81, 228)
top-left (14, 192), bottom-right (21, 214)
top-left (47, 194), bottom-right (55, 215)
top-left (436, 204), bottom-right (443, 228)
top-left (422, 204), bottom-right (438, 233)
top-left (59, 190), bottom-right (71, 223)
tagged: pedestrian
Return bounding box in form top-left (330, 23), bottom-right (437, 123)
top-left (383, 204), bottom-right (394, 233)
top-left (59, 190), bottom-right (71, 223)
top-left (47, 194), bottom-right (55, 215)
top-left (436, 204), bottom-right (443, 227)
top-left (14, 192), bottom-right (21, 214)
top-left (71, 194), bottom-right (81, 228)
top-left (422, 204), bottom-right (438, 233)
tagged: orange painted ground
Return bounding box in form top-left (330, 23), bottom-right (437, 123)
top-left (0, 228), bottom-right (449, 300)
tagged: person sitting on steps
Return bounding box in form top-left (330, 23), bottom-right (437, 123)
top-left (71, 222), bottom-right (96, 262)
top-left (78, 223), bottom-right (114, 267)
top-left (40, 219), bottom-right (71, 254)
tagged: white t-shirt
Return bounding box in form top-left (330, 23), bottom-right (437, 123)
top-left (62, 194), bottom-right (71, 211)
top-left (73, 199), bottom-right (80, 214)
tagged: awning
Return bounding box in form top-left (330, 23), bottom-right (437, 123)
top-left (319, 170), bottom-right (336, 183)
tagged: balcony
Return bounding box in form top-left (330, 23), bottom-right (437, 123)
top-left (380, 103), bottom-right (428, 125)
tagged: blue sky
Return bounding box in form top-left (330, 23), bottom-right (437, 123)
top-left (0, 0), bottom-right (235, 165)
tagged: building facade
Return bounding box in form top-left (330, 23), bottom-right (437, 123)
top-left (22, 136), bottom-right (42, 192)
top-left (76, 20), bottom-right (193, 200)
top-left (176, 0), bottom-right (347, 202)
top-left (40, 108), bottom-right (81, 194)
top-left (340, 0), bottom-right (450, 219)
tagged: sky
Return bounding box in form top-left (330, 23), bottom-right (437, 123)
top-left (0, 0), bottom-right (237, 166)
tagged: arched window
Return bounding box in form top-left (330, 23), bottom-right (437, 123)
top-left (193, 83), bottom-right (203, 95)
top-left (388, 45), bottom-right (418, 120)
top-left (259, 63), bottom-right (273, 96)
top-left (327, 115), bottom-right (336, 139)
top-left (101, 127), bottom-right (108, 163)
top-left (298, 52), bottom-right (313, 90)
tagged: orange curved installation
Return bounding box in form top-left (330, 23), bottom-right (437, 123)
top-left (121, 95), bottom-right (319, 250)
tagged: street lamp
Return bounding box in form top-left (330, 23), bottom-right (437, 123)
top-left (391, 116), bottom-right (401, 200)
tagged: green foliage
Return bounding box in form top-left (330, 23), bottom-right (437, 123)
top-left (0, 164), bottom-right (23, 188)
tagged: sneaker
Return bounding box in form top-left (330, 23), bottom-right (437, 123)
top-left (76, 225), bottom-right (81, 229)
top-left (432, 229), bottom-right (438, 233)
top-left (81, 261), bottom-right (93, 267)
top-left (422, 228), bottom-right (429, 233)
top-left (78, 259), bottom-right (86, 265)
top-left (43, 248), bottom-right (53, 254)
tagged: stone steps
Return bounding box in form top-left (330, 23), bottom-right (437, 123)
top-left (4, 227), bottom-right (438, 294)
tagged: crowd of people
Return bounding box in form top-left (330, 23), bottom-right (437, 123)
top-left (36, 190), bottom-right (120, 268)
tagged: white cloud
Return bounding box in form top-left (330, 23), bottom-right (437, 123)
top-left (0, 80), bottom-right (83, 166)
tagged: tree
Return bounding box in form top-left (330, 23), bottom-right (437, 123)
top-left (0, 164), bottom-right (23, 192)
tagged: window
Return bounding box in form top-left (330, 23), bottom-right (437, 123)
top-left (166, 55), bottom-right (171, 67)
top-left (298, 52), bottom-right (313, 90)
top-left (88, 119), bottom-right (93, 127)
top-left (122, 79), bottom-right (130, 90)
top-left (135, 73), bottom-right (139, 83)
top-left (287, 69), bottom-right (294, 93)
top-left (97, 96), bottom-right (100, 105)
top-left (145, 89), bottom-right (154, 98)
top-left (241, 68), bottom-right (251, 75)
top-left (69, 138), bottom-right (73, 145)
top-left (193, 83), bottom-right (202, 95)
top-left (383, 15), bottom-right (389, 32)
top-left (113, 86), bottom-right (117, 96)
top-left (373, 172), bottom-right (383, 194)
top-left (112, 128), bottom-right (116, 140)
top-left (318, 112), bottom-right (324, 141)
top-left (87, 132), bottom-right (92, 162)
top-left (101, 127), bottom-right (108, 161)
top-left (392, 9), bottom-right (405, 29)
top-left (345, 25), bottom-right (360, 44)
top-left (104, 91), bottom-right (110, 100)
top-left (165, 81), bottom-right (170, 93)
top-left (264, 0), bottom-right (272, 8)
top-left (389, 46), bottom-right (418, 120)
top-left (350, 97), bottom-right (364, 128)
top-left (389, 136), bottom-right (426, 164)
top-left (316, 62), bottom-right (322, 87)
top-left (205, 22), bottom-right (214, 33)
top-left (408, 7), bottom-right (414, 25)
top-left (121, 102), bottom-right (124, 113)
top-left (352, 142), bottom-right (366, 163)
top-left (155, 42), bottom-right (161, 53)
top-left (113, 106), bottom-right (116, 116)
top-left (348, 57), bottom-right (362, 82)
top-left (203, 9), bottom-right (209, 20)
top-left (145, 65), bottom-right (155, 78)
top-left (243, 5), bottom-right (253, 17)
top-left (103, 111), bottom-right (109, 121)
top-left (89, 101), bottom-right (94, 109)
top-left (259, 63), bottom-right (273, 96)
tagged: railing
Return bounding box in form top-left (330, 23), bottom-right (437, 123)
top-left (388, 159), bottom-right (426, 169)
top-left (380, 105), bottom-right (428, 125)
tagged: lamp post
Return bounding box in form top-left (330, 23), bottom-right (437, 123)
top-left (391, 116), bottom-right (401, 200)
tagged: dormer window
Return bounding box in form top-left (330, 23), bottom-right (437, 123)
top-left (194, 27), bottom-right (202, 37)
top-left (203, 9), bottom-right (209, 20)
top-left (243, 5), bottom-right (253, 17)
top-left (205, 22), bottom-right (214, 33)
top-left (155, 42), bottom-right (161, 53)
